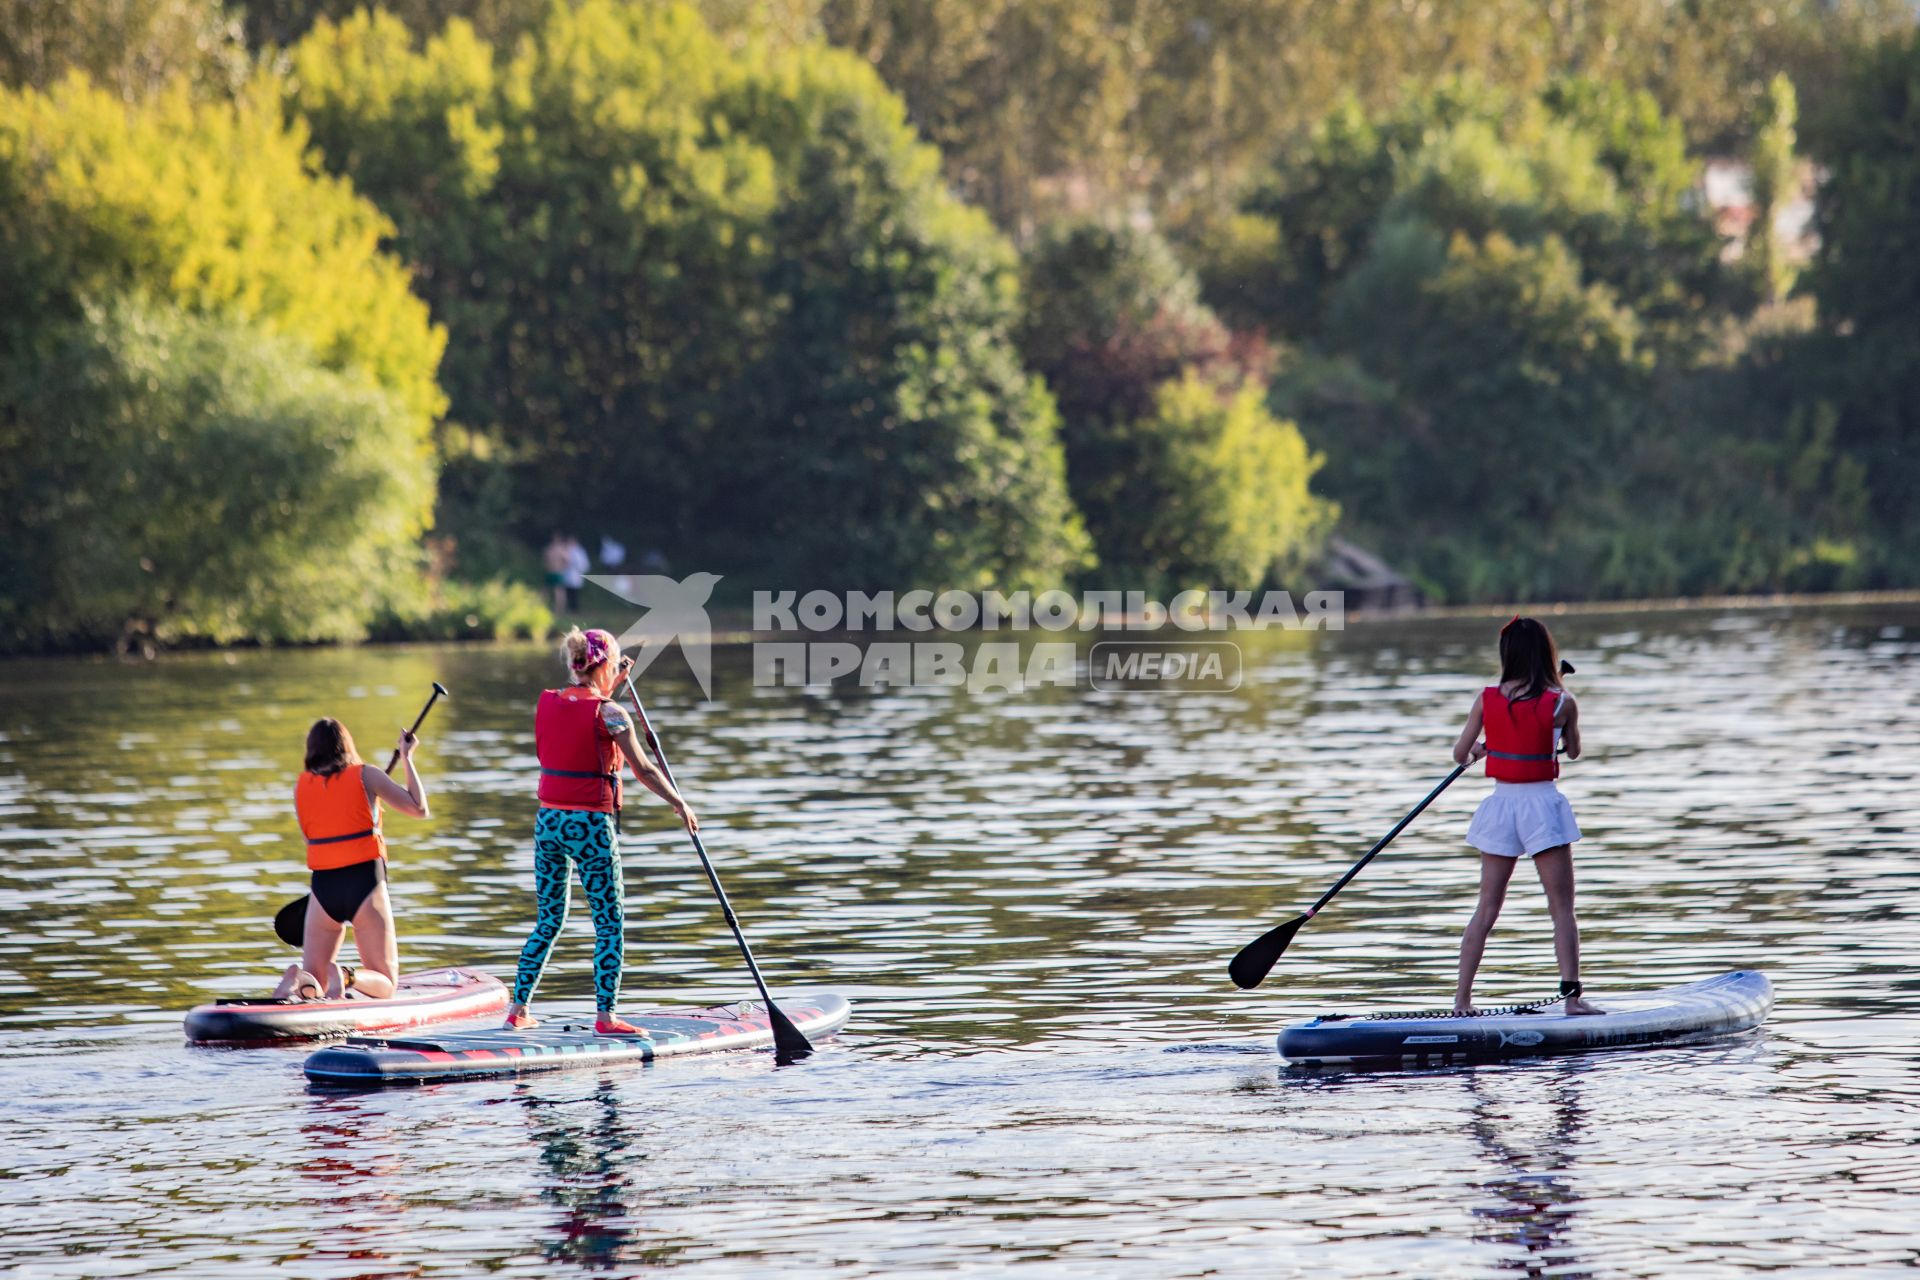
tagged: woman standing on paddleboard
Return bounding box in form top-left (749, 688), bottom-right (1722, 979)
top-left (502, 627), bottom-right (698, 1035)
top-left (272, 719), bottom-right (429, 1001)
top-left (1451, 617), bottom-right (1602, 1016)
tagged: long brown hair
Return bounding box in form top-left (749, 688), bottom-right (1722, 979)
top-left (304, 718), bottom-right (361, 775)
top-left (1497, 616), bottom-right (1562, 702)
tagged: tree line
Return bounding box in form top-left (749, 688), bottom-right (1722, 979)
top-left (2, 0), bottom-right (1916, 650)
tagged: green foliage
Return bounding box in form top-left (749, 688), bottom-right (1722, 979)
top-left (287, 1), bottom-right (1088, 589)
top-left (368, 574), bottom-right (553, 641)
top-left (0, 75), bottom-right (446, 426)
top-left (819, 0), bottom-right (1908, 233)
top-left (234, 0), bottom-right (546, 48)
top-left (1802, 29), bottom-right (1920, 573)
top-left (1747, 74), bottom-right (1800, 304)
top-left (1284, 230), bottom-right (1647, 600)
top-left (1241, 78), bottom-right (1743, 356)
top-left (0, 0), bottom-right (249, 100)
top-left (0, 301), bottom-right (434, 651)
top-left (1022, 220), bottom-right (1244, 429)
top-left (1022, 221), bottom-right (1330, 586)
top-left (1085, 375), bottom-right (1334, 589)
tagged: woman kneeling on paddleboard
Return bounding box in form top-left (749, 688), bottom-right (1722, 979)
top-left (1451, 617), bottom-right (1602, 1017)
top-left (503, 627), bottom-right (698, 1035)
top-left (273, 719), bottom-right (429, 1001)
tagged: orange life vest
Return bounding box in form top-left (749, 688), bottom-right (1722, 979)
top-left (535, 688), bottom-right (626, 816)
top-left (1483, 686), bottom-right (1561, 782)
top-left (296, 764), bottom-right (386, 871)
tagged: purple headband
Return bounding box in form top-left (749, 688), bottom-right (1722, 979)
top-left (572, 629), bottom-right (616, 672)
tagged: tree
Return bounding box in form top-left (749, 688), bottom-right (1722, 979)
top-left (0, 74), bottom-right (448, 647)
top-left (1747, 73), bottom-right (1800, 304)
top-left (288, 1), bottom-right (1089, 589)
top-left (1280, 229), bottom-right (1649, 601)
top-left (1238, 78), bottom-right (1743, 357)
top-left (1803, 28), bottom-right (1920, 576)
top-left (0, 75), bottom-right (445, 424)
top-left (0, 302), bottom-right (434, 651)
top-left (1021, 221), bottom-right (1330, 586)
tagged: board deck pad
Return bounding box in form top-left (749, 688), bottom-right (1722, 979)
top-left (184, 966), bottom-right (508, 1044)
top-left (304, 992), bottom-right (851, 1084)
top-left (1279, 970), bottom-right (1772, 1068)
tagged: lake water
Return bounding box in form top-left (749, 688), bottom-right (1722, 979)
top-left (2, 605), bottom-right (1916, 1277)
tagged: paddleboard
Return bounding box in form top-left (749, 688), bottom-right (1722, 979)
top-left (304, 992), bottom-right (852, 1085)
top-left (184, 966), bottom-right (507, 1044)
top-left (1279, 970), bottom-right (1772, 1068)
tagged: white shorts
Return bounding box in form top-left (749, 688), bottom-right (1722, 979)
top-left (1466, 781), bottom-right (1582, 858)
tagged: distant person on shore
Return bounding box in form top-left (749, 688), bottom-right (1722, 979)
top-left (543, 533), bottom-right (570, 613)
top-left (503, 627), bottom-right (698, 1035)
top-left (599, 535), bottom-right (626, 571)
top-left (563, 535), bottom-right (590, 612)
top-left (272, 719), bottom-right (429, 1002)
top-left (638, 547), bottom-right (670, 575)
top-left (1450, 616), bottom-right (1602, 1017)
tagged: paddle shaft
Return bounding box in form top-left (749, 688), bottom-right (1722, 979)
top-left (1301, 761), bottom-right (1467, 922)
top-left (382, 685), bottom-right (445, 775)
top-left (620, 674), bottom-right (784, 1018)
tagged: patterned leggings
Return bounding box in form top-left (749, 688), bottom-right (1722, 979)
top-left (511, 808), bottom-right (625, 1012)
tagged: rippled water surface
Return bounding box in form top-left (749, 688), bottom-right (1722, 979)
top-left (2, 606), bottom-right (1917, 1277)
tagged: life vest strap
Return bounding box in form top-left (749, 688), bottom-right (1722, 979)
top-left (306, 827), bottom-right (378, 845)
top-left (1487, 750), bottom-right (1554, 761)
top-left (538, 767), bottom-right (623, 833)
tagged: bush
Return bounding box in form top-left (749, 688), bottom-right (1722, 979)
top-left (1087, 376), bottom-right (1335, 590)
top-left (367, 575), bottom-right (553, 642)
top-left (288, 2), bottom-right (1088, 590)
top-left (0, 302), bottom-right (434, 651)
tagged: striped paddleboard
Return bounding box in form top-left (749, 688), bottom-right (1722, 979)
top-left (304, 992), bottom-right (851, 1085)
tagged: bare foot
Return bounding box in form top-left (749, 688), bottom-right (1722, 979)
top-left (270, 963), bottom-right (304, 1001)
top-left (1565, 995), bottom-right (1605, 1016)
top-left (594, 1015), bottom-right (653, 1039)
top-left (1452, 1001), bottom-right (1476, 1016)
top-left (274, 967), bottom-right (325, 1002)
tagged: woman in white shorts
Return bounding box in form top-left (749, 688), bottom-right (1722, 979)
top-left (1449, 617), bottom-right (1602, 1016)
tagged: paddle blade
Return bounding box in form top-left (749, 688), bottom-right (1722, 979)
top-left (768, 1003), bottom-right (815, 1064)
top-left (1228, 913), bottom-right (1308, 989)
top-left (273, 895), bottom-right (307, 948)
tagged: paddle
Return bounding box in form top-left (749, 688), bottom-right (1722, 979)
top-left (1227, 762), bottom-right (1467, 989)
top-left (619, 666), bottom-right (815, 1064)
top-left (1228, 660), bottom-right (1575, 990)
top-left (274, 682), bottom-right (448, 946)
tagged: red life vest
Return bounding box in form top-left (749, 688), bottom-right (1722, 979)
top-left (296, 764), bottom-right (386, 871)
top-left (535, 688), bottom-right (626, 816)
top-left (1483, 686), bottom-right (1561, 782)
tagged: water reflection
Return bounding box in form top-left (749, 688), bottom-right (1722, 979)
top-left (1465, 1070), bottom-right (1590, 1280)
top-left (519, 1079), bottom-right (678, 1271)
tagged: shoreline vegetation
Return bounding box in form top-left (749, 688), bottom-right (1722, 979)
top-left (5, 588), bottom-right (1914, 665)
top-left (5, 2), bottom-right (1919, 657)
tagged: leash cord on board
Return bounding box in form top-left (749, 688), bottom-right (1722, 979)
top-left (1316, 992), bottom-right (1566, 1022)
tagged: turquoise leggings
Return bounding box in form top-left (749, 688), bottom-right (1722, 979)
top-left (511, 808), bottom-right (624, 1012)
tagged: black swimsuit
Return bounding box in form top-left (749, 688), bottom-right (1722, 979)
top-left (312, 859), bottom-right (386, 924)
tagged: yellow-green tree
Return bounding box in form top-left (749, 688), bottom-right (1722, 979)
top-left (0, 75), bottom-right (446, 648)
